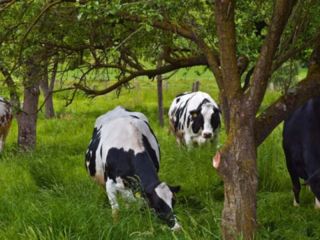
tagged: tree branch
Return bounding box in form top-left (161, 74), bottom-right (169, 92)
top-left (74, 55), bottom-right (208, 96)
top-left (248, 0), bottom-right (297, 112)
top-left (255, 43), bottom-right (320, 146)
top-left (215, 0), bottom-right (241, 97)
top-left (272, 29), bottom-right (320, 72)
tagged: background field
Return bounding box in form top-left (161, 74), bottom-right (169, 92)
top-left (1, 67), bottom-right (319, 240)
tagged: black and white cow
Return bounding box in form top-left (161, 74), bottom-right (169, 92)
top-left (85, 106), bottom-right (181, 230)
top-left (283, 97), bottom-right (320, 209)
top-left (168, 91), bottom-right (221, 146)
top-left (0, 97), bottom-right (12, 152)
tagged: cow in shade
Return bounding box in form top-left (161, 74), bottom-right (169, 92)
top-left (283, 97), bottom-right (320, 209)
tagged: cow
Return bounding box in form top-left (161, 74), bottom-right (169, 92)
top-left (168, 91), bottom-right (221, 146)
top-left (283, 97), bottom-right (320, 209)
top-left (85, 106), bottom-right (181, 230)
top-left (0, 97), bottom-right (12, 152)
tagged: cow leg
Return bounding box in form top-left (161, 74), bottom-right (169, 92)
top-left (115, 177), bottom-right (135, 204)
top-left (286, 163), bottom-right (301, 206)
top-left (315, 197), bottom-right (320, 209)
top-left (284, 148), bottom-right (301, 206)
top-left (106, 177), bottom-right (119, 220)
top-left (291, 176), bottom-right (301, 207)
top-left (184, 135), bottom-right (192, 146)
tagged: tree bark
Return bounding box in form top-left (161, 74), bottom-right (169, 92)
top-left (215, 98), bottom-right (257, 240)
top-left (17, 57), bottom-right (41, 151)
top-left (40, 58), bottom-right (57, 118)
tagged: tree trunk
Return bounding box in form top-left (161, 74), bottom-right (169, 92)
top-left (221, 132), bottom-right (257, 239)
top-left (17, 84), bottom-right (40, 150)
top-left (17, 57), bottom-right (42, 151)
top-left (156, 59), bottom-right (164, 127)
top-left (215, 100), bottom-right (258, 240)
top-left (40, 58), bottom-right (57, 118)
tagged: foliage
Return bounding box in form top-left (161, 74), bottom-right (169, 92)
top-left (1, 75), bottom-right (320, 240)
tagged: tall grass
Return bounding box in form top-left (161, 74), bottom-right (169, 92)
top-left (1, 69), bottom-right (319, 239)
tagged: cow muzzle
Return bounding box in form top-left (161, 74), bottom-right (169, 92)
top-left (203, 132), bottom-right (213, 139)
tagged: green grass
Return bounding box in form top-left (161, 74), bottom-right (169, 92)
top-left (1, 68), bottom-right (320, 239)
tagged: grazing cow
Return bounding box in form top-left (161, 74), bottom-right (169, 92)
top-left (168, 91), bottom-right (221, 146)
top-left (85, 106), bottom-right (181, 230)
top-left (0, 97), bottom-right (12, 152)
top-left (283, 97), bottom-right (320, 209)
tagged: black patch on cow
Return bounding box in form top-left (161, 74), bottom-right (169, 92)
top-left (85, 127), bottom-right (101, 176)
top-left (142, 134), bottom-right (159, 171)
top-left (173, 97), bottom-right (192, 132)
top-left (187, 116), bottom-right (191, 128)
top-left (105, 147), bottom-right (159, 193)
top-left (129, 115), bottom-right (139, 119)
top-left (100, 145), bottom-right (103, 159)
top-left (106, 148), bottom-right (135, 181)
top-left (211, 108), bottom-right (221, 130)
top-left (190, 109), bottom-right (204, 134)
top-left (283, 97), bottom-right (320, 202)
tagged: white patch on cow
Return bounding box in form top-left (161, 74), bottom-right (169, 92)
top-left (315, 197), bottom-right (320, 209)
top-left (201, 103), bottom-right (215, 135)
top-left (95, 106), bottom-right (148, 129)
top-left (115, 177), bottom-right (136, 202)
top-left (171, 221), bottom-right (181, 231)
top-left (155, 182), bottom-right (173, 209)
top-left (106, 178), bottom-right (119, 210)
top-left (293, 198), bottom-right (300, 207)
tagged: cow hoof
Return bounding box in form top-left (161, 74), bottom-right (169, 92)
top-left (112, 209), bottom-right (120, 223)
top-left (315, 198), bottom-right (320, 209)
top-left (293, 199), bottom-right (300, 207)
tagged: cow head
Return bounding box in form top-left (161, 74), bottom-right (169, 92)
top-left (189, 102), bottom-right (220, 144)
top-left (146, 182), bottom-right (181, 230)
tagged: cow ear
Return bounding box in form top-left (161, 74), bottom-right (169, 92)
top-left (169, 185), bottom-right (181, 193)
top-left (214, 107), bottom-right (221, 114)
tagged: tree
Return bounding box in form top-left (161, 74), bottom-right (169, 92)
top-left (69, 1), bottom-right (320, 239)
top-left (1, 0), bottom-right (320, 238)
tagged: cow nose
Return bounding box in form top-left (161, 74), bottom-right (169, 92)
top-left (203, 133), bottom-right (212, 139)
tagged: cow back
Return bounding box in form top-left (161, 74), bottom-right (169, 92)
top-left (86, 107), bottom-right (160, 183)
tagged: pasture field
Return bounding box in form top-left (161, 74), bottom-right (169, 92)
top-left (1, 68), bottom-right (319, 240)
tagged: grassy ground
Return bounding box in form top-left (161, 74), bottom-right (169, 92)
top-left (1, 67), bottom-right (320, 239)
